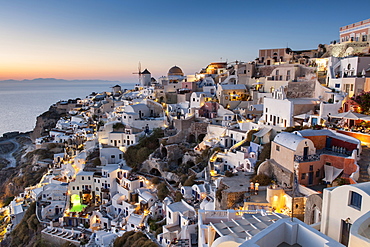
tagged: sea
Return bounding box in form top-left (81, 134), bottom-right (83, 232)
top-left (0, 78), bottom-right (136, 137)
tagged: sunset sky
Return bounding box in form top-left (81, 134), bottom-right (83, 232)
top-left (1, 0), bottom-right (370, 83)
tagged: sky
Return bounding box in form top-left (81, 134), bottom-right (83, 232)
top-left (1, 0), bottom-right (370, 83)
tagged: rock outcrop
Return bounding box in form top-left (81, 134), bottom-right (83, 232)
top-left (30, 106), bottom-right (64, 141)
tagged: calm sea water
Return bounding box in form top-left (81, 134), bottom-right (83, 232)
top-left (0, 79), bottom-right (136, 136)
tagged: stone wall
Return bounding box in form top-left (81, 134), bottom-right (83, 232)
top-left (215, 182), bottom-right (247, 210)
top-left (258, 159), bottom-right (292, 187)
top-left (304, 193), bottom-right (323, 225)
top-left (285, 80), bottom-right (315, 98)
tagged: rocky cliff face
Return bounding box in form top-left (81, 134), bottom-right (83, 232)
top-left (30, 106), bottom-right (64, 141)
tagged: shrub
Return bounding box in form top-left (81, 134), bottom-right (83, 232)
top-left (174, 191), bottom-right (183, 202)
top-left (183, 175), bottom-right (196, 186)
top-left (150, 177), bottom-right (160, 185)
top-left (225, 170), bottom-right (233, 177)
top-left (157, 182), bottom-right (169, 201)
top-left (113, 231), bottom-right (157, 247)
top-left (250, 174), bottom-right (272, 186)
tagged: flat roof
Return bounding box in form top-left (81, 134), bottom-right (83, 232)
top-left (211, 213), bottom-right (287, 240)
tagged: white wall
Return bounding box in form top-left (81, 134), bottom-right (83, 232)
top-left (321, 183), bottom-right (370, 243)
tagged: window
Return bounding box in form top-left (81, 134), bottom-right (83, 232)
top-left (168, 211), bottom-right (171, 219)
top-left (335, 84), bottom-right (340, 88)
top-left (309, 165), bottom-right (313, 171)
top-left (316, 170), bottom-right (320, 177)
top-left (111, 155), bottom-right (115, 159)
top-left (82, 176), bottom-right (84, 180)
top-left (349, 191), bottom-right (362, 210)
top-left (301, 173), bottom-right (306, 180)
top-left (88, 176), bottom-right (91, 180)
top-left (276, 145), bottom-right (280, 151)
top-left (276, 70), bottom-right (279, 75)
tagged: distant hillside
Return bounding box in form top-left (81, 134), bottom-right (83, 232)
top-left (0, 78), bottom-right (120, 84)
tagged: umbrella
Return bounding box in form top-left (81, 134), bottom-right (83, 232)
top-left (330, 111), bottom-right (368, 120)
top-left (360, 116), bottom-right (370, 121)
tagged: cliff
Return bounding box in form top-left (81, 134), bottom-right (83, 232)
top-left (30, 106), bottom-right (65, 142)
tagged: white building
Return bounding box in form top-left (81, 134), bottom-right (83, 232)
top-left (327, 56), bottom-right (370, 97)
top-left (321, 182), bottom-right (370, 246)
top-left (240, 217), bottom-right (344, 247)
top-left (158, 200), bottom-right (196, 246)
top-left (263, 86), bottom-right (319, 127)
top-left (198, 209), bottom-right (288, 247)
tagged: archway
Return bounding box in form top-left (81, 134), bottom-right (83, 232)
top-left (188, 134), bottom-right (196, 143)
top-left (150, 168), bottom-right (161, 176)
top-left (198, 134), bottom-right (206, 142)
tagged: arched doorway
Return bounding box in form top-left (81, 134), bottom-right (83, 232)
top-left (150, 168), bottom-right (161, 176)
top-left (198, 134), bottom-right (206, 142)
top-left (188, 134), bottom-right (196, 143)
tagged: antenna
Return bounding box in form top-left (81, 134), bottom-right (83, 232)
top-left (291, 169), bottom-right (298, 222)
top-left (132, 62), bottom-right (142, 85)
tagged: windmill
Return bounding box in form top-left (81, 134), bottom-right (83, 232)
top-left (132, 62), bottom-right (142, 85)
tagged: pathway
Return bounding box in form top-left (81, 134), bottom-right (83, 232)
top-left (0, 138), bottom-right (19, 167)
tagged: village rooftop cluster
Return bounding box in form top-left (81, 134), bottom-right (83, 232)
top-left (3, 18), bottom-right (370, 247)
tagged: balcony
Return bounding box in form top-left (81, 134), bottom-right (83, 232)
top-left (294, 154), bottom-right (320, 163)
top-left (101, 188), bottom-right (110, 193)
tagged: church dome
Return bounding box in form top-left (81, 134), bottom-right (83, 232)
top-left (168, 66), bottom-right (184, 76)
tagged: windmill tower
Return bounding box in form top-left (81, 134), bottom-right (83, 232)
top-left (132, 62), bottom-right (142, 86)
top-left (132, 62), bottom-right (151, 87)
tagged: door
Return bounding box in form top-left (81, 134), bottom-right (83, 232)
top-left (341, 219), bottom-right (351, 246)
top-left (308, 172), bottom-right (314, 185)
top-left (303, 147), bottom-right (309, 160)
top-left (326, 137), bottom-right (332, 149)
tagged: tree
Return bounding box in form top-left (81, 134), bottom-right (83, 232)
top-left (183, 175), bottom-right (196, 186)
top-left (351, 91), bottom-right (370, 114)
top-left (157, 182), bottom-right (169, 200)
top-left (150, 177), bottom-right (160, 185)
top-left (174, 191), bottom-right (183, 202)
